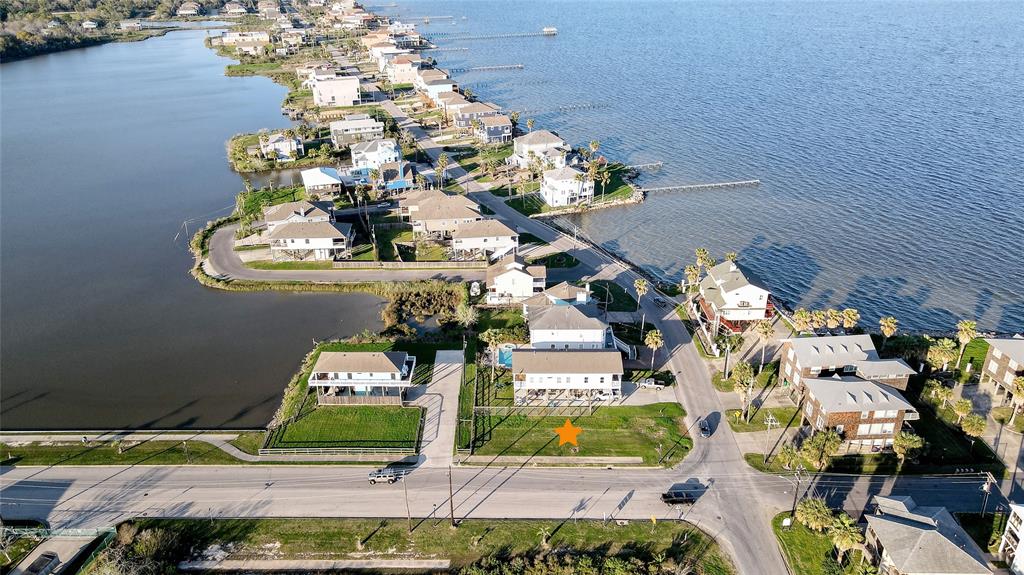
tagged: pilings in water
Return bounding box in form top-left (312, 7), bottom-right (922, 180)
top-left (637, 179), bottom-right (761, 195)
top-left (449, 64), bottom-right (524, 73)
top-left (514, 102), bottom-right (608, 115)
top-left (434, 31), bottom-right (556, 41)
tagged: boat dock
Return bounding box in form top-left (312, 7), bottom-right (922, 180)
top-left (638, 179), bottom-right (761, 194)
top-left (449, 64), bottom-right (524, 73)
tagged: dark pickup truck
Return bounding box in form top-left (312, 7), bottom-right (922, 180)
top-left (661, 490), bottom-right (696, 505)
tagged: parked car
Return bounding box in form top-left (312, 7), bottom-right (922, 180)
top-left (25, 552), bottom-right (60, 575)
top-left (368, 467), bottom-right (411, 484)
top-left (637, 378), bottom-right (666, 389)
top-left (593, 391), bottom-right (613, 401)
top-left (661, 490), bottom-right (696, 506)
top-left (653, 297), bottom-right (668, 309)
top-left (699, 419), bottom-right (711, 438)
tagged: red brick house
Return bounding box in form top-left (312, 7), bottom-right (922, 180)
top-left (802, 375), bottom-right (918, 449)
top-left (981, 338), bottom-right (1024, 405)
top-left (781, 334), bottom-right (917, 395)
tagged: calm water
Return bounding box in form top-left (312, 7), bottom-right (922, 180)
top-left (400, 0), bottom-right (1024, 332)
top-left (1, 30), bottom-right (383, 430)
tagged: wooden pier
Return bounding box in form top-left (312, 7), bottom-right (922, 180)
top-left (514, 102), bottom-right (608, 115)
top-left (423, 47), bottom-right (469, 52)
top-left (438, 31), bottom-right (556, 41)
top-left (638, 179), bottom-right (761, 194)
top-left (449, 64), bottom-right (524, 73)
top-left (625, 162), bottom-right (664, 172)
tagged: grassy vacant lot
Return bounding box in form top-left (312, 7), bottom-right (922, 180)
top-left (0, 434), bottom-right (262, 466)
top-left (772, 513), bottom-right (862, 575)
top-left (478, 307), bottom-right (526, 331)
top-left (460, 143), bottom-right (513, 175)
top-left (375, 227), bottom-right (414, 261)
top-left (956, 512), bottom-right (1007, 553)
top-left (505, 192), bottom-right (551, 217)
top-left (528, 251), bottom-right (579, 269)
top-left (914, 393), bottom-right (1005, 475)
top-left (473, 402), bottom-right (690, 466)
top-left (236, 184), bottom-right (306, 219)
top-left (133, 517), bottom-right (733, 573)
top-left (248, 260), bottom-right (335, 270)
top-left (958, 338), bottom-right (990, 383)
top-left (726, 407), bottom-right (800, 433)
top-left (712, 362), bottom-right (779, 393)
top-left (266, 397), bottom-right (422, 450)
top-left (590, 280), bottom-right (638, 312)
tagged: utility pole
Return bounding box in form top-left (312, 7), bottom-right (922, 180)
top-left (403, 477), bottom-right (412, 533)
top-left (764, 412), bottom-right (779, 464)
top-left (789, 465), bottom-right (805, 516)
top-left (982, 471), bottom-right (996, 516)
top-left (448, 465), bottom-right (456, 528)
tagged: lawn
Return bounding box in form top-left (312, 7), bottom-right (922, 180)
top-left (610, 321), bottom-right (657, 346)
top-left (725, 407), bottom-right (800, 433)
top-left (505, 192), bottom-right (551, 217)
top-left (132, 517), bottom-right (734, 573)
top-left (590, 280), bottom-right (638, 312)
top-left (225, 61), bottom-right (282, 75)
top-left (518, 232), bottom-right (547, 246)
top-left (247, 260), bottom-right (334, 270)
top-left (772, 513), bottom-right (862, 575)
top-left (459, 143), bottom-right (513, 175)
top-left (958, 338), bottom-right (990, 383)
top-left (478, 307), bottom-right (526, 331)
top-left (265, 397), bottom-right (422, 450)
top-left (712, 362), bottom-right (779, 393)
top-left (1, 439), bottom-right (247, 466)
top-left (472, 402), bottom-right (691, 466)
top-left (414, 240), bottom-right (448, 261)
top-left (955, 512), bottom-right (1007, 553)
top-left (236, 184), bottom-right (306, 219)
top-left (375, 227), bottom-right (414, 261)
top-left (591, 164), bottom-right (636, 204)
top-left (527, 251), bottom-right (579, 269)
top-left (913, 395), bottom-right (1006, 475)
top-left (991, 406), bottom-right (1024, 433)
top-left (675, 304), bottom-right (715, 359)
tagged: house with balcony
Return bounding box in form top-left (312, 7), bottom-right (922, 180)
top-left (220, 31), bottom-right (270, 45)
top-left (259, 132), bottom-right (304, 162)
top-left (865, 495), bottom-right (991, 575)
top-left (453, 102), bottom-right (501, 129)
top-left (540, 166), bottom-right (594, 207)
top-left (436, 92), bottom-right (472, 117)
top-left (313, 75), bottom-right (361, 108)
top-left (521, 282), bottom-right (592, 312)
top-left (511, 350), bottom-right (624, 403)
top-left (485, 255), bottom-right (546, 305)
top-left (980, 338), bottom-right (1024, 405)
top-left (400, 189), bottom-right (482, 237)
top-left (330, 114), bottom-right (385, 148)
top-left (377, 161), bottom-right (416, 192)
top-left (263, 200), bottom-right (332, 234)
top-left (300, 167), bottom-right (345, 196)
top-left (998, 503), bottom-right (1024, 574)
top-left (350, 139), bottom-right (400, 179)
top-left (802, 375), bottom-right (917, 449)
top-left (507, 130), bottom-right (568, 169)
top-left (308, 351), bottom-right (417, 405)
top-left (268, 221), bottom-right (354, 261)
top-left (385, 55), bottom-right (423, 85)
top-left (693, 260), bottom-right (772, 335)
top-left (780, 334), bottom-right (917, 393)
top-left (222, 2), bottom-right (250, 15)
top-left (476, 115), bottom-right (513, 144)
top-left (451, 219), bottom-right (518, 260)
top-left (527, 303), bottom-right (610, 351)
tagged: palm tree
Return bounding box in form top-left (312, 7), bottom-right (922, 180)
top-left (809, 310), bottom-right (826, 332)
top-left (598, 170), bottom-right (611, 200)
top-left (694, 247), bottom-right (713, 270)
top-left (414, 174), bottom-right (426, 191)
top-left (462, 87), bottom-right (474, 100)
top-left (724, 251), bottom-right (738, 262)
top-left (536, 526), bottom-right (550, 549)
top-left (927, 338), bottom-right (958, 371)
top-left (732, 361), bottom-right (755, 422)
top-left (825, 309), bottom-right (842, 330)
top-left (777, 443), bottom-right (800, 470)
top-left (509, 110), bottom-right (520, 128)
top-left (792, 308), bottom-right (812, 332)
top-left (795, 497), bottom-right (834, 532)
top-left (852, 565), bottom-right (878, 575)
top-left (634, 278), bottom-right (648, 312)
top-left (801, 430), bottom-right (841, 470)
top-left (1008, 376), bottom-right (1024, 426)
top-left (368, 168), bottom-right (381, 190)
top-left (961, 414), bottom-right (986, 450)
top-left (879, 316), bottom-right (898, 349)
top-left (470, 118), bottom-right (481, 136)
top-left (956, 319), bottom-right (977, 366)
top-left (754, 319), bottom-right (774, 372)
top-left (684, 264), bottom-right (700, 292)
top-left (952, 398), bottom-right (974, 424)
top-left (718, 333), bottom-right (743, 378)
top-left (645, 329), bottom-right (664, 371)
top-left (436, 153), bottom-right (449, 188)
top-left (925, 379), bottom-right (953, 409)
top-left (892, 431), bottom-right (924, 471)
top-left (588, 140), bottom-right (600, 165)
top-left (828, 513), bottom-right (863, 564)
top-left (526, 118), bottom-right (535, 132)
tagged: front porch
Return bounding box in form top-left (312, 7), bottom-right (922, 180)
top-left (314, 384), bottom-right (405, 406)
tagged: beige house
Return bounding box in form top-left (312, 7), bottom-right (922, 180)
top-left (508, 130), bottom-right (568, 169)
top-left (313, 75), bottom-right (361, 108)
top-left (980, 338), bottom-right (1024, 404)
top-left (268, 221), bottom-right (354, 261)
top-left (694, 260), bottom-right (772, 334)
top-left (263, 200), bottom-right (332, 233)
top-left (511, 350), bottom-right (624, 403)
top-left (308, 351), bottom-right (417, 405)
top-left (451, 219), bottom-right (518, 260)
top-left (400, 189), bottom-right (482, 237)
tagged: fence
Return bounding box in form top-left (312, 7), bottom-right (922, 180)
top-left (332, 260), bottom-right (486, 270)
top-left (257, 446), bottom-right (417, 456)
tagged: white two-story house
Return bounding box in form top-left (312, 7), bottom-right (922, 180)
top-left (694, 260), bottom-right (772, 335)
top-left (350, 138), bottom-right (400, 179)
top-left (263, 200), bottom-right (332, 233)
top-left (511, 349), bottom-right (624, 403)
top-left (330, 114), bottom-right (385, 148)
top-left (485, 255), bottom-right (546, 305)
top-left (540, 166), bottom-right (594, 207)
top-left (308, 351), bottom-right (417, 405)
top-left (312, 75), bottom-right (361, 108)
top-left (527, 304), bottom-right (609, 350)
top-left (507, 130), bottom-right (568, 169)
top-left (268, 221), bottom-right (354, 261)
top-left (259, 132), bottom-right (304, 162)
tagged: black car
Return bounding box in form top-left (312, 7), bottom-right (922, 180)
top-left (661, 490), bottom-right (696, 505)
top-left (653, 297), bottom-right (668, 308)
top-left (699, 419), bottom-right (711, 437)
top-left (25, 552), bottom-right (60, 575)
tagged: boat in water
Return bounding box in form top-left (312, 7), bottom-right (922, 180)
top-left (542, 26), bottom-right (557, 35)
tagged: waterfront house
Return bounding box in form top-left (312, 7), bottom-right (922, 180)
top-left (81, 20), bottom-right (99, 29)
top-left (220, 31), bottom-right (271, 45)
top-left (385, 55), bottom-right (423, 85)
top-left (235, 41), bottom-right (266, 56)
top-left (263, 200), bottom-right (332, 234)
top-left (371, 44), bottom-right (411, 73)
top-left (511, 349), bottom-right (624, 403)
top-left (350, 139), bottom-right (401, 179)
top-left (802, 375), bottom-right (917, 449)
top-left (453, 102), bottom-right (501, 129)
top-left (302, 67), bottom-right (340, 89)
top-left (389, 31), bottom-right (422, 50)
top-left (400, 189), bottom-right (482, 237)
top-left (280, 30), bottom-right (307, 47)
top-left (475, 115), bottom-right (513, 144)
top-left (308, 351), bottom-right (417, 405)
top-left (780, 334), bottom-right (916, 393)
top-left (521, 282), bottom-right (592, 312)
top-left (694, 260), bottom-right (772, 335)
top-left (300, 168), bottom-right (345, 196)
top-left (295, 61), bottom-right (335, 85)
top-left (508, 130), bottom-right (568, 169)
top-left (865, 495), bottom-right (991, 575)
top-left (259, 132), bottom-right (303, 162)
top-left (387, 20), bottom-right (416, 34)
top-left (980, 338), bottom-right (1024, 405)
top-left (268, 221), bottom-right (354, 261)
top-left (540, 166), bottom-right (594, 207)
top-left (329, 114), bottom-right (385, 148)
top-left (485, 255), bottom-right (546, 305)
top-left (119, 20), bottom-right (143, 30)
top-left (313, 75), bottom-right (361, 108)
top-left (423, 78), bottom-right (458, 102)
top-left (222, 1), bottom-right (250, 15)
top-left (450, 219), bottom-right (519, 260)
top-left (435, 92), bottom-right (472, 116)
top-left (176, 1), bottom-right (202, 16)
top-left (998, 503), bottom-right (1024, 574)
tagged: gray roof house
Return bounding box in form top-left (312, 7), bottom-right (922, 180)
top-left (865, 495), bottom-right (991, 575)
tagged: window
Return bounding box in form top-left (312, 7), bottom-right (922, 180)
top-left (835, 425), bottom-right (844, 434)
top-left (993, 348), bottom-right (1003, 359)
top-left (599, 377), bottom-right (605, 384)
top-left (844, 365), bottom-right (856, 373)
top-left (805, 403), bottom-right (814, 417)
top-left (583, 377), bottom-right (589, 384)
top-left (787, 348), bottom-right (794, 359)
top-left (860, 411), bottom-right (869, 419)
top-left (1006, 372), bottom-right (1015, 385)
top-left (857, 424), bottom-right (871, 436)
top-left (305, 239), bottom-right (310, 244)
top-left (784, 363), bottom-right (792, 376)
top-left (881, 423), bottom-right (895, 435)
top-left (815, 415), bottom-right (825, 430)
top-left (1011, 359), bottom-right (1020, 371)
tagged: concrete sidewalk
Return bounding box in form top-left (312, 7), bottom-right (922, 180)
top-left (412, 350), bottom-right (464, 468)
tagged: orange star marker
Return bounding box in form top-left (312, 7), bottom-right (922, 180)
top-left (554, 419), bottom-right (582, 446)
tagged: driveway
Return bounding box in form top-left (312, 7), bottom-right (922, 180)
top-left (410, 350), bottom-right (464, 468)
top-left (10, 537), bottom-right (94, 575)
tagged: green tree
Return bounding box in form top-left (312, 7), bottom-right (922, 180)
top-left (795, 497), bottom-right (833, 532)
top-left (927, 337), bottom-right (958, 371)
top-left (634, 278), bottom-right (648, 312)
top-left (892, 431), bottom-right (924, 470)
top-left (644, 329), bottom-right (663, 371)
top-left (724, 251), bottom-right (738, 262)
top-left (792, 308), bottom-right (812, 332)
top-left (684, 264), bottom-right (700, 292)
top-left (588, 140), bottom-right (600, 166)
top-left (436, 152), bottom-right (449, 188)
top-left (597, 170), bottom-right (611, 200)
top-left (925, 379), bottom-right (953, 409)
top-left (526, 118), bottom-right (534, 132)
top-left (879, 316), bottom-right (899, 349)
top-left (509, 110), bottom-right (520, 127)
top-left (956, 319), bottom-right (978, 366)
top-left (961, 414), bottom-right (986, 449)
top-left (695, 247), bottom-right (715, 269)
top-left (732, 361), bottom-right (755, 421)
top-left (455, 304), bottom-right (478, 329)
top-left (841, 308), bottom-right (860, 330)
top-left (828, 513), bottom-right (863, 564)
top-left (717, 333), bottom-right (743, 378)
top-left (777, 443), bottom-right (800, 470)
top-left (1008, 376), bottom-right (1024, 426)
top-left (952, 398), bottom-right (974, 424)
top-left (801, 430), bottom-right (841, 470)
top-left (754, 319), bottom-right (775, 371)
